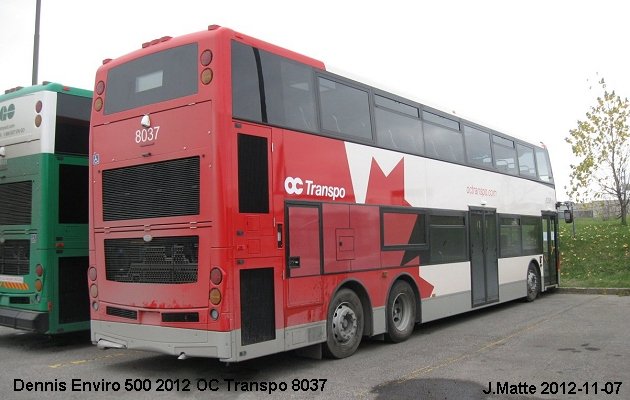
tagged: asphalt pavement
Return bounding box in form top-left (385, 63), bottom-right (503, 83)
top-left (0, 292), bottom-right (628, 399)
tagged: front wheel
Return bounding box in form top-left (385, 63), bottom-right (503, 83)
top-left (526, 264), bottom-right (541, 302)
top-left (385, 280), bottom-right (416, 343)
top-left (324, 288), bottom-right (364, 359)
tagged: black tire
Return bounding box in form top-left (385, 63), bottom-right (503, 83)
top-left (526, 264), bottom-right (541, 302)
top-left (323, 288), bottom-right (364, 359)
top-left (385, 280), bottom-right (416, 343)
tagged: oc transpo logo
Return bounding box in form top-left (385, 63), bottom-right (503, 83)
top-left (283, 176), bottom-right (346, 201)
top-left (284, 177), bottom-right (304, 195)
top-left (0, 104), bottom-right (16, 121)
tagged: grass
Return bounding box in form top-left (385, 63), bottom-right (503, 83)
top-left (559, 217), bottom-right (630, 288)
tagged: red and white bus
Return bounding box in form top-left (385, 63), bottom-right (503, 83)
top-left (88, 25), bottom-right (559, 362)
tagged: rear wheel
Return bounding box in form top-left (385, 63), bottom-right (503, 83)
top-left (324, 288), bottom-right (364, 359)
top-left (385, 280), bottom-right (416, 343)
top-left (526, 264), bottom-right (541, 302)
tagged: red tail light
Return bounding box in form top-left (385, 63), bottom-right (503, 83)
top-left (96, 80), bottom-right (105, 95)
top-left (210, 268), bottom-right (222, 285)
top-left (200, 50), bottom-right (213, 66)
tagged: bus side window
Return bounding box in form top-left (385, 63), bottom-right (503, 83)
top-left (464, 125), bottom-right (493, 169)
top-left (492, 136), bottom-right (518, 175)
top-left (516, 143), bottom-right (537, 178)
top-left (318, 77), bottom-right (372, 141)
top-left (535, 148), bottom-right (554, 183)
top-left (375, 105), bottom-right (424, 155)
top-left (232, 41), bottom-right (263, 123)
top-left (259, 50), bottom-right (317, 132)
top-left (423, 122), bottom-right (464, 163)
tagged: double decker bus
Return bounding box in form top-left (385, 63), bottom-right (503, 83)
top-left (89, 26), bottom-right (559, 361)
top-left (0, 83), bottom-right (91, 334)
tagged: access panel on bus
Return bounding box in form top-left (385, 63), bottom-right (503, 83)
top-left (232, 123), bottom-right (282, 347)
top-left (91, 227), bottom-right (212, 329)
top-left (91, 101), bottom-right (213, 228)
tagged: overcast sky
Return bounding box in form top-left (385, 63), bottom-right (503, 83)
top-left (2, 0), bottom-right (630, 201)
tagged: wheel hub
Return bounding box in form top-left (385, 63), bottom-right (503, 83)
top-left (332, 303), bottom-right (357, 343)
top-left (391, 293), bottom-right (411, 329)
top-left (528, 271), bottom-right (538, 294)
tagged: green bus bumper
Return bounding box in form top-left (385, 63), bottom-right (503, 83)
top-left (0, 306), bottom-right (48, 333)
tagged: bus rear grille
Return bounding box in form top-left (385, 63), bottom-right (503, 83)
top-left (0, 181), bottom-right (32, 225)
top-left (104, 236), bottom-right (198, 284)
top-left (102, 157), bottom-right (200, 221)
top-left (106, 306), bottom-right (138, 320)
top-left (9, 297), bottom-right (30, 304)
top-left (0, 240), bottom-right (30, 276)
top-left (162, 312), bottom-right (199, 323)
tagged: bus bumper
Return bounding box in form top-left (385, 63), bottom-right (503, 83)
top-left (91, 320), bottom-right (233, 360)
top-left (0, 307), bottom-right (48, 333)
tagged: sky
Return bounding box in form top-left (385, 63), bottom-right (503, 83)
top-left (2, 0), bottom-right (630, 201)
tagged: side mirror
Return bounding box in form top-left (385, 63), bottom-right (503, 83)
top-left (563, 209), bottom-right (573, 224)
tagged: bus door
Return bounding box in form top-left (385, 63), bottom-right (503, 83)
top-left (542, 213), bottom-right (559, 287)
top-left (285, 202), bottom-right (323, 305)
top-left (234, 123), bottom-right (283, 354)
top-left (284, 202), bottom-right (324, 353)
top-left (469, 209), bottom-right (499, 307)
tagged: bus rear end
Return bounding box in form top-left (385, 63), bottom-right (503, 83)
top-left (89, 28), bottom-right (234, 358)
top-left (0, 84), bottom-right (91, 334)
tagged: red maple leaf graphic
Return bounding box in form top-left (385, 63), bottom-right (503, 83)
top-left (364, 158), bottom-right (410, 206)
top-left (364, 157), bottom-right (435, 298)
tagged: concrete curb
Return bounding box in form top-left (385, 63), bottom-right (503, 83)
top-left (556, 287), bottom-right (630, 296)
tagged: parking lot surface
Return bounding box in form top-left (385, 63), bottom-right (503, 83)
top-left (1, 293), bottom-right (628, 399)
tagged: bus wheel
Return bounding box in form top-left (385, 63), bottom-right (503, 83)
top-left (385, 280), bottom-right (416, 343)
top-left (526, 264), bottom-right (541, 302)
top-left (324, 288), bottom-right (364, 359)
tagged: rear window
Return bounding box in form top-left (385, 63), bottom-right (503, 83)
top-left (105, 43), bottom-right (198, 114)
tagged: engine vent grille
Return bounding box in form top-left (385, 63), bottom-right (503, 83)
top-left (9, 297), bottom-right (30, 304)
top-left (105, 236), bottom-right (198, 284)
top-left (0, 181), bottom-right (32, 225)
top-left (102, 157), bottom-right (200, 221)
top-left (106, 306), bottom-right (138, 320)
top-left (162, 312), bottom-right (199, 323)
top-left (0, 240), bottom-right (30, 276)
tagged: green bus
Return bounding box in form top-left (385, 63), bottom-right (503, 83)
top-left (0, 83), bottom-right (91, 334)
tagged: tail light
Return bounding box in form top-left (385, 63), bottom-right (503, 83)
top-left (210, 267), bottom-right (222, 285)
top-left (201, 69), bottom-right (213, 85)
top-left (35, 100), bottom-right (42, 127)
top-left (200, 48), bottom-right (213, 85)
top-left (209, 288), bottom-right (221, 305)
top-left (35, 264), bottom-right (44, 277)
top-left (95, 80), bottom-right (105, 95)
top-left (209, 267), bottom-right (223, 318)
top-left (94, 97), bottom-right (103, 112)
top-left (200, 50), bottom-right (213, 66)
top-left (88, 266), bottom-right (97, 281)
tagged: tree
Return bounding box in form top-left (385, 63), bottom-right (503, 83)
top-left (566, 78), bottom-right (630, 225)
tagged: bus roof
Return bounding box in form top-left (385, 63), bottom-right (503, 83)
top-left (1, 82), bottom-right (92, 102)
